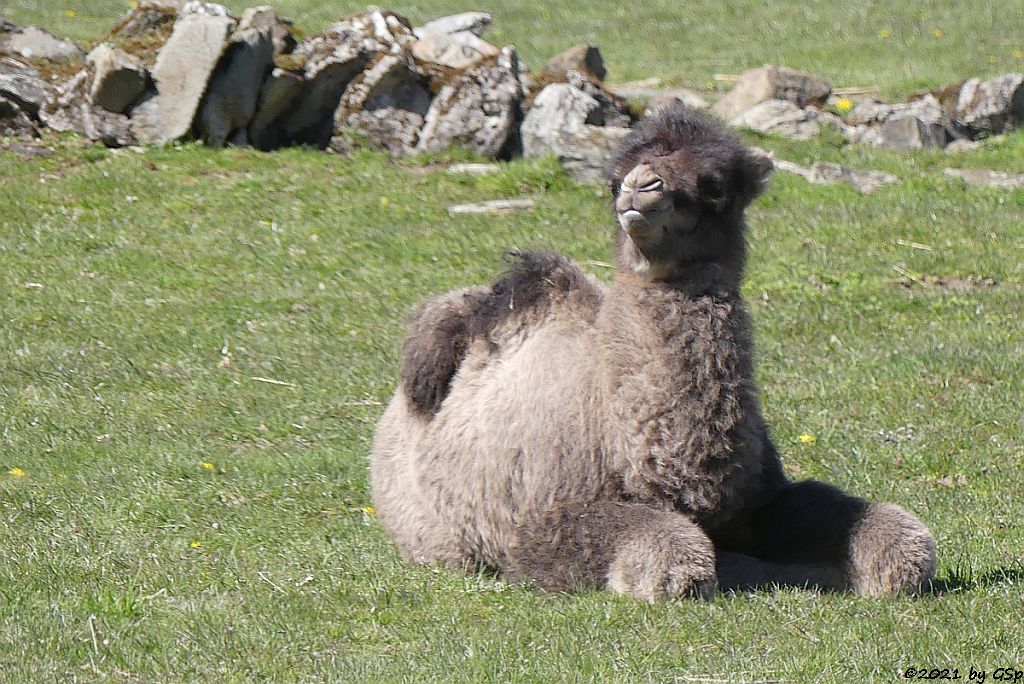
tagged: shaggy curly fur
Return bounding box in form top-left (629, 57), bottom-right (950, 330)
top-left (371, 104), bottom-right (937, 600)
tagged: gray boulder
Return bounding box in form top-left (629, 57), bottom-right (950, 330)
top-left (712, 65), bottom-right (831, 120)
top-left (950, 74), bottom-right (1024, 138)
top-left (414, 12), bottom-right (491, 38)
top-left (564, 70), bottom-right (632, 128)
top-left (542, 44), bottom-right (606, 81)
top-left (729, 99), bottom-right (821, 140)
top-left (337, 53), bottom-right (432, 155)
top-left (39, 69), bottom-right (134, 146)
top-left (131, 2), bottom-right (237, 145)
top-left (879, 114), bottom-right (947, 150)
top-left (417, 46), bottom-right (525, 157)
top-left (610, 78), bottom-right (709, 112)
top-left (0, 23), bottom-right (83, 63)
top-left (411, 30), bottom-right (499, 69)
top-left (238, 6), bottom-right (297, 55)
top-left (274, 9), bottom-right (414, 148)
top-left (521, 82), bottom-right (631, 183)
top-left (0, 57), bottom-right (51, 116)
top-left (86, 44), bottom-right (148, 114)
top-left (195, 15), bottom-right (275, 147)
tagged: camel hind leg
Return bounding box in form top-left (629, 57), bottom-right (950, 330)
top-left (715, 480), bottom-right (936, 595)
top-left (508, 500), bottom-right (717, 601)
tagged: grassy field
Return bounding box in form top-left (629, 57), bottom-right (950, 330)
top-left (3, 1), bottom-right (1024, 682)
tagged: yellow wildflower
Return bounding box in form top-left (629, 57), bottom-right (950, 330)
top-left (362, 506), bottom-right (376, 515)
top-left (931, 28), bottom-right (943, 38)
top-left (64, 9), bottom-right (76, 18)
top-left (201, 462), bottom-right (214, 471)
top-left (879, 29), bottom-right (891, 39)
top-left (190, 541), bottom-right (203, 549)
top-left (835, 97), bottom-right (854, 115)
top-left (379, 196), bottom-right (390, 207)
top-left (798, 434), bottom-right (817, 445)
top-left (1013, 49), bottom-right (1024, 59)
top-left (9, 467), bottom-right (27, 477)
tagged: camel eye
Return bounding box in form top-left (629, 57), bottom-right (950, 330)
top-left (639, 178), bottom-right (664, 192)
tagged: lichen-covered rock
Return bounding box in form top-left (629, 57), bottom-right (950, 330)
top-left (542, 44), bottom-right (606, 81)
top-left (411, 30), bottom-right (499, 69)
top-left (274, 9), bottom-right (414, 148)
top-left (111, 0), bottom-right (184, 41)
top-left (417, 46), bottom-right (524, 157)
top-left (950, 74), bottom-right (1024, 138)
top-left (336, 53), bottom-right (431, 155)
top-left (712, 65), bottom-right (831, 120)
top-left (413, 12), bottom-right (491, 39)
top-left (39, 69), bottom-right (134, 146)
top-left (194, 15), bottom-right (275, 147)
top-left (0, 23), bottom-right (83, 63)
top-left (729, 99), bottom-right (820, 140)
top-left (131, 2), bottom-right (236, 145)
top-left (0, 56), bottom-right (52, 116)
top-left (564, 70), bottom-right (631, 127)
top-left (879, 114), bottom-right (947, 150)
top-left (238, 6), bottom-right (296, 55)
top-left (521, 82), bottom-right (630, 182)
top-left (86, 44), bottom-right (148, 114)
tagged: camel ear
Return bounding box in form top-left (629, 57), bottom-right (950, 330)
top-left (738, 151), bottom-right (774, 204)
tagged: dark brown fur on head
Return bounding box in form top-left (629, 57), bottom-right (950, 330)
top-left (609, 105), bottom-right (773, 281)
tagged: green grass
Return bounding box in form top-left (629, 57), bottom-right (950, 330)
top-left (5, 0), bottom-right (1024, 97)
top-left (2, 1), bottom-right (1024, 681)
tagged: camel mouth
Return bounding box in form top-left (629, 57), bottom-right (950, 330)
top-left (618, 210), bottom-right (651, 234)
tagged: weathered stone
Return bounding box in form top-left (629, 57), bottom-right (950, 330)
top-left (729, 99), bottom-right (820, 140)
top-left (879, 114), bottom-right (947, 150)
top-left (542, 44), bottom-right (606, 81)
top-left (448, 198), bottom-right (535, 214)
top-left (712, 65), bottom-right (831, 120)
top-left (336, 53), bottom-right (431, 155)
top-left (447, 162), bottom-right (500, 176)
top-left (0, 56), bottom-right (51, 116)
top-left (112, 0), bottom-right (184, 40)
top-left (522, 82), bottom-right (601, 147)
top-left (248, 67), bottom-right (303, 150)
top-left (414, 12), bottom-right (491, 38)
top-left (944, 167), bottom-right (1024, 190)
top-left (950, 74), bottom-right (1024, 138)
top-left (86, 44), bottom-right (148, 114)
top-left (39, 69), bottom-right (134, 146)
top-left (0, 24), bottom-right (83, 63)
top-left (238, 6), bottom-right (297, 55)
top-left (521, 82), bottom-right (630, 183)
top-left (772, 155), bottom-right (898, 194)
top-left (411, 30), bottom-right (499, 69)
top-left (195, 18), bottom-right (275, 147)
top-left (0, 95), bottom-right (37, 137)
top-left (564, 70), bottom-right (632, 128)
top-left (806, 162), bottom-right (898, 193)
top-left (417, 46), bottom-right (524, 158)
top-left (611, 78), bottom-right (709, 112)
top-left (131, 3), bottom-right (236, 145)
top-left (277, 10), bottom-right (414, 148)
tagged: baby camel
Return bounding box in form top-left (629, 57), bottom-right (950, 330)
top-left (371, 105), bottom-right (936, 600)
